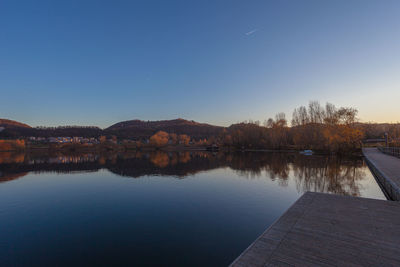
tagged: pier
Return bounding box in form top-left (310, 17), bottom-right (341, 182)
top-left (231, 192), bottom-right (400, 266)
top-left (231, 148), bottom-right (400, 266)
top-left (363, 147), bottom-right (400, 200)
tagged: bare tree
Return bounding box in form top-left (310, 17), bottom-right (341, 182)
top-left (308, 101), bottom-right (324, 124)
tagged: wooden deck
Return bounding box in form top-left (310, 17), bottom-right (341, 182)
top-left (363, 148), bottom-right (400, 200)
top-left (231, 192), bottom-right (400, 266)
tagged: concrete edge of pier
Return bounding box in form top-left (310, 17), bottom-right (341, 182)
top-left (363, 147), bottom-right (400, 201)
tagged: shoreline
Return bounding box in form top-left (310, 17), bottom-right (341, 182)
top-left (0, 144), bottom-right (361, 157)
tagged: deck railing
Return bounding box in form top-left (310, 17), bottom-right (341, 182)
top-left (378, 146), bottom-right (400, 158)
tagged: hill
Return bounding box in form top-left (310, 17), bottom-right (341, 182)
top-left (0, 118), bottom-right (224, 140)
top-left (0, 118), bottom-right (102, 138)
top-left (105, 118), bottom-right (224, 139)
top-left (0, 119), bottom-right (32, 138)
top-left (0, 119), bottom-right (31, 129)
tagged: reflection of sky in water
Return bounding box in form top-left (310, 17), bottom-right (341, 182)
top-left (0, 152), bottom-right (386, 266)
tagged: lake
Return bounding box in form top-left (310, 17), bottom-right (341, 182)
top-left (0, 151), bottom-right (385, 266)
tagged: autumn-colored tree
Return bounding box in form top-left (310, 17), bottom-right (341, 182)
top-left (99, 136), bottom-right (106, 143)
top-left (149, 131), bottom-right (169, 147)
top-left (178, 134), bottom-right (190, 146)
top-left (323, 125), bottom-right (364, 152)
top-left (194, 138), bottom-right (206, 146)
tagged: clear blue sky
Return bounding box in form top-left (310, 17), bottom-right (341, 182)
top-left (1, 0), bottom-right (400, 127)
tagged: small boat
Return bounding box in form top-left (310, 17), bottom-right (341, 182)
top-left (300, 149), bottom-right (313, 155)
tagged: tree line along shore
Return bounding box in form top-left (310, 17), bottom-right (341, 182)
top-left (1, 101), bottom-right (399, 154)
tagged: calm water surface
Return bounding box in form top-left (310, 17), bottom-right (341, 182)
top-left (0, 151), bottom-right (385, 266)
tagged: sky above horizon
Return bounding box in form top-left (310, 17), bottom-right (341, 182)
top-left (1, 0), bottom-right (400, 128)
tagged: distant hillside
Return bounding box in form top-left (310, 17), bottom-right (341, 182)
top-left (0, 117), bottom-right (102, 138)
top-left (0, 119), bottom-right (32, 138)
top-left (0, 118), bottom-right (224, 139)
top-left (105, 118), bottom-right (224, 139)
top-left (0, 119), bottom-right (31, 128)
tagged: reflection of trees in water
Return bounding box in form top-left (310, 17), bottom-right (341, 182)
top-left (107, 151), bottom-right (223, 178)
top-left (228, 153), bottom-right (366, 195)
top-left (0, 151), bottom-right (103, 183)
top-left (228, 152), bottom-right (291, 184)
top-left (149, 151), bottom-right (192, 168)
top-left (0, 150), bottom-right (369, 196)
top-left (150, 151), bottom-right (170, 168)
top-left (0, 152), bottom-right (25, 164)
top-left (231, 153), bottom-right (364, 195)
top-left (292, 157), bottom-right (365, 196)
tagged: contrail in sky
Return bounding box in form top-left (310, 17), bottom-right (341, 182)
top-left (245, 29), bottom-right (258, 36)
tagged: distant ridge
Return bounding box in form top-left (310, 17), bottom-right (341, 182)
top-left (107, 118), bottom-right (215, 130)
top-left (0, 118), bottom-right (224, 139)
top-left (0, 119), bottom-right (31, 128)
top-left (105, 118), bottom-right (224, 139)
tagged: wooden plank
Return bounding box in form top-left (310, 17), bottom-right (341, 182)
top-left (230, 192), bottom-right (400, 266)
